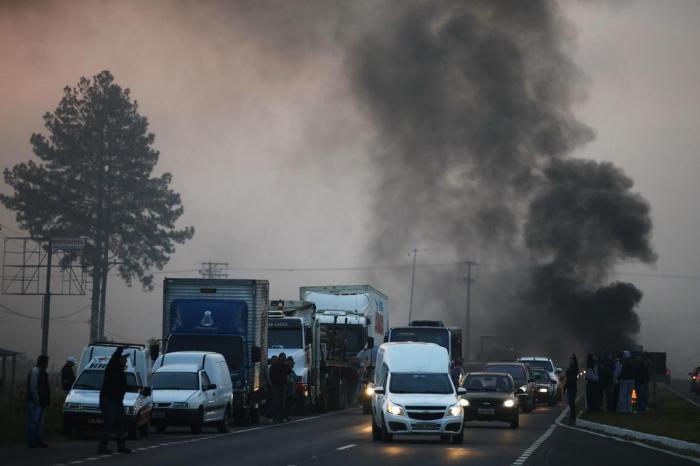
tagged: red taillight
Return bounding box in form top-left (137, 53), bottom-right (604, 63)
top-left (295, 383), bottom-right (309, 396)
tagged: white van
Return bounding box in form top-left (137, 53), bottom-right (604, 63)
top-left (78, 342), bottom-right (154, 386)
top-left (371, 342), bottom-right (466, 443)
top-left (63, 356), bottom-right (152, 439)
top-left (151, 351), bottom-right (233, 433)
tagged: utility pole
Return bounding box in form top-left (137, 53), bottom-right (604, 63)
top-left (40, 239), bottom-right (53, 355)
top-left (199, 262), bottom-right (229, 279)
top-left (408, 249), bottom-right (426, 324)
top-left (464, 261), bottom-right (477, 360)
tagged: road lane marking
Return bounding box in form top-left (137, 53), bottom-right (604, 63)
top-left (336, 444), bottom-right (356, 451)
top-left (508, 408), bottom-right (565, 466)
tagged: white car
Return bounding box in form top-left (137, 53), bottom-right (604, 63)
top-left (63, 356), bottom-right (152, 439)
top-left (518, 357), bottom-right (561, 401)
top-left (151, 351), bottom-right (233, 433)
top-left (371, 342), bottom-right (466, 444)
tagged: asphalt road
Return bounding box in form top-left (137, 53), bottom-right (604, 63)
top-left (1, 400), bottom-right (698, 466)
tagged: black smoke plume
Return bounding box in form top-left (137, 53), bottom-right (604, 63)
top-left (347, 0), bottom-right (656, 353)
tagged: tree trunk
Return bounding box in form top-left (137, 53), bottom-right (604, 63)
top-left (98, 235), bottom-right (109, 341)
top-left (89, 239), bottom-right (102, 343)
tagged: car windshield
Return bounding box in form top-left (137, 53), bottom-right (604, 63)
top-left (533, 371), bottom-right (551, 383)
top-left (485, 365), bottom-right (526, 381)
top-left (152, 372), bottom-right (199, 390)
top-left (389, 328), bottom-right (450, 352)
top-left (74, 370), bottom-right (138, 392)
top-left (521, 360), bottom-right (554, 372)
top-left (463, 374), bottom-right (513, 393)
top-left (166, 334), bottom-right (243, 370)
top-left (268, 328), bottom-right (303, 349)
top-left (389, 373), bottom-right (454, 394)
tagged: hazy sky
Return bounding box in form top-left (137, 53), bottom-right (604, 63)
top-left (0, 0), bottom-right (698, 374)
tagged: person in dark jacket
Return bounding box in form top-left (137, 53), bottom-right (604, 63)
top-left (617, 350), bottom-right (634, 413)
top-left (564, 353), bottom-right (579, 423)
top-left (61, 357), bottom-right (77, 394)
top-left (98, 347), bottom-right (131, 454)
top-left (26, 354), bottom-right (50, 448)
top-left (269, 352), bottom-right (291, 422)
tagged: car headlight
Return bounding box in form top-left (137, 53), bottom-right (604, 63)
top-left (386, 401), bottom-right (405, 416)
top-left (538, 388), bottom-right (548, 393)
top-left (504, 399), bottom-right (516, 408)
top-left (365, 385), bottom-right (375, 396)
top-left (459, 398), bottom-right (470, 407)
top-left (518, 385), bottom-right (528, 393)
top-left (171, 402), bottom-right (189, 408)
top-left (447, 403), bottom-right (463, 417)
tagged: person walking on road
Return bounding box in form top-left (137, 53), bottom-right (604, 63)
top-left (585, 354), bottom-right (600, 412)
top-left (26, 354), bottom-right (50, 448)
top-left (269, 352), bottom-right (291, 423)
top-left (564, 353), bottom-right (579, 424)
top-left (285, 356), bottom-right (296, 421)
top-left (617, 350), bottom-right (635, 413)
top-left (61, 357), bottom-right (77, 394)
top-left (98, 347), bottom-right (131, 455)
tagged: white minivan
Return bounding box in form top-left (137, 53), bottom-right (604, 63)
top-left (151, 351), bottom-right (233, 433)
top-left (371, 342), bottom-right (466, 444)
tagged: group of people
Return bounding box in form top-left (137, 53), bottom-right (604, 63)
top-left (563, 350), bottom-right (654, 424)
top-left (265, 354), bottom-right (297, 423)
top-left (26, 349), bottom-right (132, 454)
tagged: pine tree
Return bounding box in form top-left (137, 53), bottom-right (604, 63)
top-left (1, 70), bottom-right (195, 341)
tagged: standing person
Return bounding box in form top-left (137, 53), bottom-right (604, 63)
top-left (635, 354), bottom-right (650, 413)
top-left (285, 356), bottom-right (296, 421)
top-left (585, 354), bottom-right (600, 412)
top-left (564, 354), bottom-right (579, 424)
top-left (617, 350), bottom-right (634, 413)
top-left (98, 347), bottom-right (131, 455)
top-left (269, 352), bottom-right (290, 423)
top-left (598, 353), bottom-right (613, 412)
top-left (26, 354), bottom-right (50, 448)
top-left (264, 356), bottom-right (278, 419)
top-left (61, 357), bottom-right (77, 394)
top-left (450, 358), bottom-right (463, 388)
top-left (610, 354), bottom-right (622, 412)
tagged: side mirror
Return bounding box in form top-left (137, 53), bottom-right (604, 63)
top-left (383, 334), bottom-right (389, 343)
top-left (373, 387), bottom-right (385, 395)
top-left (149, 343), bottom-right (160, 362)
top-left (207, 383), bottom-right (217, 391)
top-left (367, 337), bottom-right (374, 350)
top-left (252, 346), bottom-right (261, 363)
top-left (142, 387), bottom-right (152, 396)
top-left (457, 387), bottom-right (467, 395)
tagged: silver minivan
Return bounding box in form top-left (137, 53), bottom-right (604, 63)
top-left (151, 351), bottom-right (233, 433)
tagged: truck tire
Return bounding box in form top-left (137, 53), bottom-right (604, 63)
top-left (191, 408), bottom-right (204, 434)
top-left (217, 406), bottom-right (231, 433)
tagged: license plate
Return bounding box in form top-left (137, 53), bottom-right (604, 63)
top-left (152, 411), bottom-right (165, 418)
top-left (477, 408), bottom-right (495, 415)
top-left (413, 422), bottom-right (439, 430)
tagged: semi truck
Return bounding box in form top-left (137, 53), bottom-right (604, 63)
top-left (299, 285), bottom-right (389, 410)
top-left (162, 278), bottom-right (269, 424)
top-left (387, 324), bottom-right (463, 363)
top-left (267, 300), bottom-right (321, 414)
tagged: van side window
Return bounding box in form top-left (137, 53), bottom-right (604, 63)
top-left (200, 371), bottom-right (212, 389)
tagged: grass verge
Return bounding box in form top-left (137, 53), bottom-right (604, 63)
top-left (0, 382), bottom-right (66, 447)
top-left (579, 386), bottom-right (700, 445)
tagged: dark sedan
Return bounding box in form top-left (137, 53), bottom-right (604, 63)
top-left (460, 372), bottom-right (520, 429)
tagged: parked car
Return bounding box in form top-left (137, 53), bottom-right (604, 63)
top-left (460, 372), bottom-right (519, 428)
top-left (151, 351), bottom-right (233, 433)
top-left (63, 355), bottom-right (152, 439)
top-left (531, 368), bottom-right (558, 406)
top-left (689, 367), bottom-right (700, 395)
top-left (371, 342), bottom-right (466, 444)
top-left (518, 356), bottom-right (561, 401)
top-left (483, 362), bottom-right (536, 412)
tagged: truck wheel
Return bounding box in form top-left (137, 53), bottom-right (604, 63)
top-left (217, 406), bottom-right (231, 433)
top-left (191, 408), bottom-right (204, 434)
top-left (451, 431), bottom-right (464, 444)
top-left (127, 420), bottom-right (138, 440)
top-left (371, 416), bottom-right (381, 441)
top-left (510, 416), bottom-right (519, 429)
